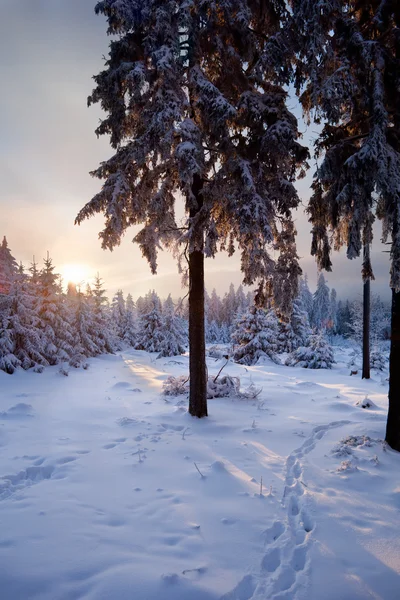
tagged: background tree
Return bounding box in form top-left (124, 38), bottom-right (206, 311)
top-left (76, 0), bottom-right (308, 418)
top-left (290, 0), bottom-right (400, 450)
top-left (0, 236), bottom-right (18, 295)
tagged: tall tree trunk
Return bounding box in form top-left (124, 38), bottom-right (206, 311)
top-left (362, 244), bottom-right (371, 379)
top-left (188, 174), bottom-right (208, 418)
top-left (385, 289), bottom-right (400, 451)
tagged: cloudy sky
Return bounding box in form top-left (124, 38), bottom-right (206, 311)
top-left (0, 0), bottom-right (391, 301)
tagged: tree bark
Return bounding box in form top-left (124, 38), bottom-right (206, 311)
top-left (385, 289), bottom-right (400, 451)
top-left (188, 174), bottom-right (208, 418)
top-left (362, 244), bottom-right (371, 379)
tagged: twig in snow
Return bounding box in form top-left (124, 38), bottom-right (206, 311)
top-left (214, 358), bottom-right (230, 383)
top-left (182, 427), bottom-right (189, 440)
top-left (194, 462), bottom-right (205, 478)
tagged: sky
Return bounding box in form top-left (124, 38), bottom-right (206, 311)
top-left (0, 0), bottom-right (391, 302)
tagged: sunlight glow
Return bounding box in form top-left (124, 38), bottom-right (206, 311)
top-left (60, 263), bottom-right (90, 287)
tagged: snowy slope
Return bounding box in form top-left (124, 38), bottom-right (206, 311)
top-left (0, 349), bottom-right (399, 600)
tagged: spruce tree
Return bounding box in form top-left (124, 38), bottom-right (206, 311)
top-left (158, 294), bottom-right (187, 357)
top-left (232, 306), bottom-right (280, 366)
top-left (0, 236), bottom-right (18, 295)
top-left (92, 273), bottom-right (115, 353)
top-left (290, 1), bottom-right (400, 449)
top-left (76, 0), bottom-right (308, 418)
top-left (312, 273), bottom-right (331, 331)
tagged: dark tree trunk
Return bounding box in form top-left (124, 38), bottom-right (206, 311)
top-left (362, 244), bottom-right (371, 379)
top-left (188, 174), bottom-right (208, 418)
top-left (385, 289), bottom-right (400, 451)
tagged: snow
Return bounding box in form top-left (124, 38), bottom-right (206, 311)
top-left (0, 348), bottom-right (399, 599)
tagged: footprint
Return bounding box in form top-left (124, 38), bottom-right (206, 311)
top-left (261, 547), bottom-right (281, 572)
top-left (76, 450), bottom-right (90, 455)
top-left (289, 495), bottom-right (300, 516)
top-left (113, 438), bottom-right (127, 443)
top-left (301, 510), bottom-right (314, 533)
top-left (33, 457), bottom-right (45, 466)
top-left (291, 546), bottom-right (307, 572)
top-left (103, 443), bottom-right (117, 450)
top-left (292, 461), bottom-right (301, 479)
top-left (273, 566), bottom-right (296, 593)
top-left (263, 521), bottom-right (285, 544)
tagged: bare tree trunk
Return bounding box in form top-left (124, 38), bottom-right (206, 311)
top-left (385, 289), bottom-right (400, 451)
top-left (188, 174), bottom-right (208, 418)
top-left (362, 244), bottom-right (371, 379)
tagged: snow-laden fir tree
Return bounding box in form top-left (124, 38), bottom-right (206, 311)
top-left (76, 0), bottom-right (308, 417)
top-left (122, 293), bottom-right (137, 346)
top-left (232, 306), bottom-right (280, 366)
top-left (92, 273), bottom-right (115, 353)
top-left (286, 331), bottom-right (335, 370)
top-left (0, 236), bottom-right (18, 295)
top-left (135, 291), bottom-right (166, 354)
top-left (312, 273), bottom-right (331, 331)
top-left (289, 0), bottom-right (400, 450)
top-left (291, 295), bottom-right (312, 349)
top-left (35, 255), bottom-right (74, 365)
top-left (329, 288), bottom-right (338, 332)
top-left (0, 264), bottom-right (47, 373)
top-left (299, 275), bottom-right (313, 324)
top-left (157, 294), bottom-right (187, 358)
top-left (111, 290), bottom-right (126, 343)
top-left (68, 286), bottom-right (101, 368)
top-left (206, 319), bottom-right (221, 344)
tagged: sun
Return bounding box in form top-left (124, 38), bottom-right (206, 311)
top-left (60, 263), bottom-right (90, 287)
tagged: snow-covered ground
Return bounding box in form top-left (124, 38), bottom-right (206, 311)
top-left (0, 348), bottom-right (399, 600)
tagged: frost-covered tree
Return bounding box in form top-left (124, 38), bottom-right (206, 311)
top-left (92, 273), bottom-right (115, 353)
top-left (0, 236), bottom-right (18, 295)
top-left (76, 0), bottom-right (308, 418)
top-left (36, 255), bottom-right (74, 365)
top-left (329, 288), bottom-right (338, 332)
top-left (291, 295), bottom-right (312, 349)
top-left (299, 275), bottom-right (313, 324)
top-left (206, 319), bottom-right (221, 344)
top-left (290, 0), bottom-right (400, 450)
top-left (135, 291), bottom-right (165, 353)
top-left (122, 293), bottom-right (137, 346)
top-left (312, 273), bottom-right (331, 330)
top-left (232, 306), bottom-right (280, 366)
top-left (111, 290), bottom-right (126, 342)
top-left (68, 287), bottom-right (101, 368)
top-left (0, 264), bottom-right (47, 373)
top-left (286, 332), bottom-right (335, 370)
top-left (158, 294), bottom-right (187, 357)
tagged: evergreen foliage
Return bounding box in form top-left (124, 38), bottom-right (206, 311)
top-left (286, 332), bottom-right (335, 369)
top-left (231, 306), bottom-right (280, 366)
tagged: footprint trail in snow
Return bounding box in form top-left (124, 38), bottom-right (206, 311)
top-left (222, 420), bottom-right (351, 600)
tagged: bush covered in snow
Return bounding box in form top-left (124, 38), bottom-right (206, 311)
top-left (286, 332), bottom-right (335, 369)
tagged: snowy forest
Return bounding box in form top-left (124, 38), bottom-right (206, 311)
top-left (1, 2), bottom-right (400, 599)
top-left (0, 236), bottom-right (391, 374)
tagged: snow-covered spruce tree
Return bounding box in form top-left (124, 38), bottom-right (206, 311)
top-left (291, 295), bottom-right (312, 349)
top-left (76, 0), bottom-right (308, 418)
top-left (68, 286), bottom-right (102, 368)
top-left (0, 264), bottom-right (47, 373)
top-left (312, 273), bottom-right (331, 331)
top-left (231, 306), bottom-right (280, 366)
top-left (110, 289), bottom-right (126, 346)
top-left (135, 291), bottom-right (165, 353)
top-left (206, 319), bottom-right (222, 344)
top-left (158, 294), bottom-right (187, 357)
top-left (122, 293), bottom-right (137, 346)
top-left (36, 255), bottom-right (74, 365)
top-left (290, 1), bottom-right (400, 449)
top-left (299, 275), bottom-right (313, 324)
top-left (92, 273), bottom-right (115, 353)
top-left (286, 331), bottom-right (335, 370)
top-left (329, 288), bottom-right (338, 333)
top-left (0, 236), bottom-right (18, 295)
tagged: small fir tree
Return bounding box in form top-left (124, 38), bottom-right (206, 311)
top-left (232, 306), bottom-right (280, 366)
top-left (286, 332), bottom-right (335, 369)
